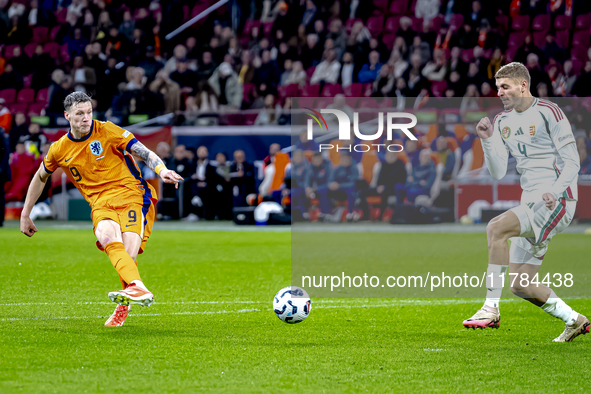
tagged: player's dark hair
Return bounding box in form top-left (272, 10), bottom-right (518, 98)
top-left (495, 62), bottom-right (531, 90)
top-left (63, 92), bottom-right (92, 112)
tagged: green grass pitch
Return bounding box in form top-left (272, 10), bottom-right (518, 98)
top-left (0, 228), bottom-right (590, 393)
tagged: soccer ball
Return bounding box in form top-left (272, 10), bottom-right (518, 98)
top-left (273, 286), bottom-right (311, 324)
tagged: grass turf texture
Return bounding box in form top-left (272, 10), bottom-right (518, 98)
top-left (0, 228), bottom-right (589, 393)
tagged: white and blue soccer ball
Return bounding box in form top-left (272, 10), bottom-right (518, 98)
top-left (273, 286), bottom-right (311, 324)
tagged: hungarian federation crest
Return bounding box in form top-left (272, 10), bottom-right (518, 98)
top-left (529, 125), bottom-right (536, 136)
top-left (502, 126), bottom-right (511, 139)
top-left (89, 140), bottom-right (103, 156)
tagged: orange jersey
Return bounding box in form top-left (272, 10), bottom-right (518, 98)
top-left (43, 120), bottom-right (157, 209)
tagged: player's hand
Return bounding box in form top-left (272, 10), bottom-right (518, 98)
top-left (476, 117), bottom-right (494, 139)
top-left (160, 169), bottom-right (184, 189)
top-left (20, 216), bottom-right (38, 237)
top-left (542, 192), bottom-right (557, 210)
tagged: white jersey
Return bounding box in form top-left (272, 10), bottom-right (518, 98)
top-left (483, 98), bottom-right (578, 202)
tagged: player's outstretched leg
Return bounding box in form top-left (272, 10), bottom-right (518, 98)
top-left (463, 211), bottom-right (520, 329)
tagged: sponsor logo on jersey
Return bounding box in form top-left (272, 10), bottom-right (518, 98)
top-left (529, 125), bottom-right (536, 136)
top-left (516, 127), bottom-right (524, 136)
top-left (89, 140), bottom-right (103, 156)
top-left (558, 134), bottom-right (572, 142)
top-left (502, 126), bottom-right (511, 139)
top-left (122, 130), bottom-right (131, 138)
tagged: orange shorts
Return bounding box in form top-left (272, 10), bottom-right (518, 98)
top-left (92, 197), bottom-right (156, 254)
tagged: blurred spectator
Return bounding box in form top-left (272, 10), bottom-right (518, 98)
top-left (255, 95), bottom-right (282, 125)
top-left (230, 149), bottom-right (256, 207)
top-left (572, 61), bottom-right (591, 97)
top-left (156, 141), bottom-right (173, 167)
top-left (284, 60), bottom-right (307, 86)
top-left (189, 146), bottom-right (216, 220)
top-left (358, 50), bottom-right (383, 84)
top-left (24, 123), bottom-right (47, 158)
top-left (536, 82), bottom-right (550, 99)
top-left (304, 152), bottom-right (331, 214)
top-left (393, 78), bottom-right (409, 110)
top-left (578, 137), bottom-right (591, 174)
top-left (409, 36), bottom-right (432, 65)
top-left (5, 137), bottom-right (35, 202)
top-left (526, 54), bottom-right (552, 95)
top-left (296, 129), bottom-right (319, 152)
top-left (9, 112), bottom-right (28, 153)
top-left (416, 0), bottom-right (441, 23)
top-left (279, 59), bottom-right (293, 86)
top-left (326, 94), bottom-right (354, 122)
top-left (339, 52), bottom-right (355, 87)
top-left (66, 27), bottom-right (89, 57)
top-left (0, 131), bottom-right (11, 227)
top-left (5, 14), bottom-right (31, 45)
top-left (119, 10), bottom-right (135, 42)
top-left (541, 35), bottom-right (567, 64)
top-left (555, 60), bottom-right (577, 97)
top-left (170, 144), bottom-right (195, 179)
top-left (515, 34), bottom-right (545, 66)
top-left (388, 50), bottom-right (409, 80)
top-left (328, 152), bottom-right (359, 215)
top-left (310, 48), bottom-right (341, 85)
top-left (9, 46), bottom-right (32, 76)
top-left (464, 62), bottom-right (485, 89)
top-left (290, 149), bottom-right (311, 217)
top-left (196, 51), bottom-right (218, 85)
top-left (263, 143), bottom-right (281, 168)
top-left (71, 55), bottom-right (97, 93)
top-left (212, 151), bottom-right (233, 220)
top-left (27, 0), bottom-right (53, 27)
top-left (102, 26), bottom-right (129, 59)
top-left (465, 0), bottom-right (485, 29)
top-left (398, 16), bottom-right (416, 48)
top-left (301, 0), bottom-right (317, 26)
top-left (422, 49), bottom-right (447, 81)
top-left (301, 33), bottom-right (322, 69)
top-left (446, 47), bottom-right (467, 79)
top-left (372, 151), bottom-right (407, 209)
top-left (164, 45), bottom-right (188, 75)
top-left (435, 136), bottom-right (456, 181)
top-left (138, 46), bottom-right (164, 81)
top-left (0, 99), bottom-right (12, 132)
top-left (373, 65), bottom-right (395, 97)
top-left (170, 59), bottom-right (198, 95)
top-left (0, 63), bottom-right (23, 91)
top-left (125, 67), bottom-right (147, 91)
top-left (460, 84), bottom-right (481, 113)
top-left (208, 62), bottom-right (243, 110)
top-left (326, 19), bottom-right (346, 60)
top-left (487, 48), bottom-right (504, 81)
top-left (254, 50), bottom-right (280, 88)
top-left (237, 50), bottom-right (255, 85)
top-left (399, 149), bottom-right (436, 204)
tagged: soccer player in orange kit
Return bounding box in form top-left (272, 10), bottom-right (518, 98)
top-left (20, 92), bottom-right (183, 327)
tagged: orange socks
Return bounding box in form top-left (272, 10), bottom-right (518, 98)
top-left (104, 242), bottom-right (141, 285)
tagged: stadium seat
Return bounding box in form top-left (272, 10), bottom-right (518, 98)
top-left (22, 74), bottom-right (33, 88)
top-left (385, 16), bottom-right (400, 34)
top-left (36, 88), bottom-right (49, 103)
top-left (278, 83), bottom-right (299, 99)
top-left (60, 44), bottom-right (70, 63)
top-left (532, 15), bottom-right (550, 31)
top-left (431, 81), bottom-right (447, 98)
top-left (305, 66), bottom-right (315, 81)
top-left (411, 17), bottom-right (423, 32)
top-left (366, 16), bottom-right (384, 38)
top-left (358, 98), bottom-right (378, 108)
top-left (362, 83), bottom-right (373, 97)
top-left (575, 13), bottom-right (591, 30)
top-left (572, 30), bottom-right (590, 47)
top-left (449, 14), bottom-right (464, 32)
top-left (556, 29), bottom-right (570, 48)
top-left (0, 89), bottom-right (17, 103)
top-left (43, 42), bottom-right (59, 58)
top-left (532, 31), bottom-right (547, 47)
top-left (389, 0), bottom-right (408, 15)
top-left (461, 48), bottom-right (474, 63)
top-left (570, 46), bottom-right (588, 62)
top-left (8, 103), bottom-right (28, 114)
top-left (429, 16), bottom-right (444, 32)
top-left (571, 59), bottom-right (584, 74)
top-left (243, 113), bottom-right (257, 125)
top-left (24, 42), bottom-right (37, 58)
top-left (507, 31), bottom-right (526, 48)
top-left (17, 88), bottom-right (35, 103)
top-left (28, 102), bottom-right (47, 116)
top-left (315, 98), bottom-right (332, 109)
top-left (495, 14), bottom-right (509, 33)
top-left (511, 15), bottom-right (530, 31)
top-left (343, 83), bottom-right (363, 97)
top-left (220, 113), bottom-right (245, 126)
top-left (56, 7), bottom-right (67, 23)
top-left (299, 84), bottom-right (320, 97)
top-left (555, 15), bottom-right (572, 30)
top-left (32, 26), bottom-right (48, 43)
top-left (373, 0), bottom-right (389, 10)
top-left (321, 83), bottom-right (343, 97)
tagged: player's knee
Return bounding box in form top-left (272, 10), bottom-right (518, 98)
top-left (486, 220), bottom-right (504, 243)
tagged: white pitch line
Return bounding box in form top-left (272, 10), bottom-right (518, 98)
top-left (0, 300), bottom-right (519, 322)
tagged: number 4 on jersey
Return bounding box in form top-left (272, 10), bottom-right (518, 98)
top-left (518, 143), bottom-right (527, 157)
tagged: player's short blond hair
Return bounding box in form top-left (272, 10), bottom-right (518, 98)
top-left (495, 62), bottom-right (531, 89)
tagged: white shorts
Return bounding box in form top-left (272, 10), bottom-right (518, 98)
top-left (509, 198), bottom-right (576, 265)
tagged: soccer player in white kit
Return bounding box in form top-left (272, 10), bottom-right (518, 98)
top-left (462, 62), bottom-right (589, 342)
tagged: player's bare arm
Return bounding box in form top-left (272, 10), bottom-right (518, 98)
top-left (130, 141), bottom-right (184, 188)
top-left (20, 164), bottom-right (51, 237)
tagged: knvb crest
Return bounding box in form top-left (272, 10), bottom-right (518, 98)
top-left (89, 140), bottom-right (103, 156)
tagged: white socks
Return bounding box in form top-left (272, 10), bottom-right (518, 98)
top-left (541, 291), bottom-right (578, 326)
top-left (483, 264), bottom-right (508, 309)
top-left (131, 280), bottom-right (149, 292)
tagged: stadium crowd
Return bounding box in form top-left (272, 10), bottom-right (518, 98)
top-left (2, 0), bottom-right (591, 223)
